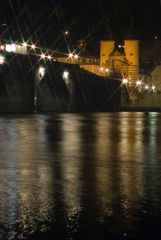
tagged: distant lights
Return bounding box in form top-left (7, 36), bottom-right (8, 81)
top-left (68, 52), bottom-right (79, 60)
top-left (100, 67), bottom-right (109, 73)
top-left (118, 45), bottom-right (125, 48)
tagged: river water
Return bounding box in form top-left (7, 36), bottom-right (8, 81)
top-left (0, 112), bottom-right (161, 240)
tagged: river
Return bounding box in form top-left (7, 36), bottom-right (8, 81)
top-left (0, 112), bottom-right (161, 239)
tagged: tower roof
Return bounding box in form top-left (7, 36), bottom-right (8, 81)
top-left (101, 18), bottom-right (114, 40)
top-left (125, 17), bottom-right (138, 40)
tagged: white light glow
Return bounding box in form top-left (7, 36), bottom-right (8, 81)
top-left (41, 53), bottom-right (46, 59)
top-left (0, 55), bottom-right (5, 64)
top-left (31, 44), bottom-right (36, 49)
top-left (47, 55), bottom-right (52, 60)
top-left (136, 80), bottom-right (141, 86)
top-left (145, 85), bottom-right (149, 90)
top-left (64, 31), bottom-right (69, 36)
top-left (0, 45), bottom-right (5, 50)
top-left (122, 78), bottom-right (128, 84)
top-left (68, 53), bottom-right (73, 58)
top-left (74, 54), bottom-right (78, 59)
top-left (63, 70), bottom-right (69, 80)
top-left (6, 44), bottom-right (16, 52)
top-left (38, 66), bottom-right (45, 78)
top-left (23, 42), bottom-right (27, 47)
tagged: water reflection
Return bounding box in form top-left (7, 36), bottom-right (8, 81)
top-left (0, 113), bottom-right (161, 239)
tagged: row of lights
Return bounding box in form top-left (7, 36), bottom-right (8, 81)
top-left (68, 53), bottom-right (79, 60)
top-left (99, 67), bottom-right (109, 73)
top-left (99, 65), bottom-right (157, 94)
top-left (122, 78), bottom-right (156, 92)
top-left (0, 41), bottom-right (81, 63)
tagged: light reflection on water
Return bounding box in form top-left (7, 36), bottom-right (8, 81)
top-left (0, 112), bottom-right (161, 239)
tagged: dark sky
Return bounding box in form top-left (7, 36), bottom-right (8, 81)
top-left (0, 0), bottom-right (161, 53)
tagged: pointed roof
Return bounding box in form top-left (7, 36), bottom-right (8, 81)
top-left (101, 18), bottom-right (114, 40)
top-left (125, 17), bottom-right (138, 40)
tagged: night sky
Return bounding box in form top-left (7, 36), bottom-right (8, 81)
top-left (0, 0), bottom-right (161, 53)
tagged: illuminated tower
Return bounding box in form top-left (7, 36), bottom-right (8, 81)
top-left (124, 18), bottom-right (139, 101)
top-left (124, 18), bottom-right (139, 84)
top-left (100, 18), bottom-right (115, 67)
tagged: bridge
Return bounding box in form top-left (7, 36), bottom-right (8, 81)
top-left (0, 44), bottom-right (122, 113)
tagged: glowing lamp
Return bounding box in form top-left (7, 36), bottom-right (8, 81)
top-left (64, 30), bottom-right (69, 36)
top-left (68, 53), bottom-right (73, 58)
top-left (31, 44), bottom-right (36, 50)
top-left (74, 54), bottom-right (78, 59)
top-left (41, 53), bottom-right (46, 59)
top-left (23, 42), bottom-right (27, 47)
top-left (122, 78), bottom-right (128, 84)
top-left (145, 85), bottom-right (149, 90)
top-left (136, 80), bottom-right (141, 86)
top-left (47, 55), bottom-right (52, 60)
top-left (0, 45), bottom-right (5, 50)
